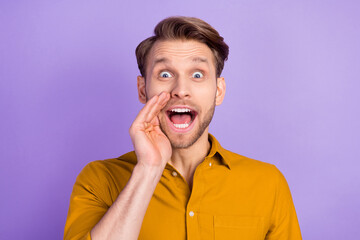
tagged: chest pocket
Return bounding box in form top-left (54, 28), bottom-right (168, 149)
top-left (214, 215), bottom-right (264, 240)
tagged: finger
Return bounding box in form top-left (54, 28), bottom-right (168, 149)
top-left (133, 92), bottom-right (169, 125)
top-left (159, 92), bottom-right (170, 108)
top-left (144, 115), bottom-right (161, 133)
top-left (133, 94), bottom-right (159, 124)
top-left (149, 114), bottom-right (160, 126)
top-left (144, 92), bottom-right (170, 123)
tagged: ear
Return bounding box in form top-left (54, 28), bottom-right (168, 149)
top-left (137, 75), bottom-right (146, 104)
top-left (215, 77), bottom-right (226, 106)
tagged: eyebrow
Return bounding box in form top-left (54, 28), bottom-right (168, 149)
top-left (192, 57), bottom-right (208, 64)
top-left (153, 57), bottom-right (209, 66)
top-left (153, 57), bottom-right (169, 65)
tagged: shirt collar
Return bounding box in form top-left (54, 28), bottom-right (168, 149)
top-left (126, 133), bottom-right (233, 171)
top-left (207, 133), bottom-right (232, 170)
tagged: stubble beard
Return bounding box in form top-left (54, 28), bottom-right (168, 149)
top-left (159, 98), bottom-right (216, 149)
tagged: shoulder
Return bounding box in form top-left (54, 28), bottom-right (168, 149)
top-left (76, 151), bottom-right (138, 188)
top-left (223, 149), bottom-right (285, 186)
top-left (225, 149), bottom-right (278, 174)
top-left (71, 151), bottom-right (138, 205)
top-left (210, 134), bottom-right (280, 179)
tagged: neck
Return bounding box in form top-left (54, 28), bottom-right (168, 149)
top-left (168, 130), bottom-right (211, 181)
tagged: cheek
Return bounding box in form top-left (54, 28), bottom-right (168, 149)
top-left (145, 82), bottom-right (165, 99)
top-left (197, 88), bottom-right (217, 111)
top-left (198, 84), bottom-right (217, 99)
top-left (146, 82), bottom-right (176, 100)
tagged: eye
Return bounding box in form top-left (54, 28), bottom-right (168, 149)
top-left (192, 71), bottom-right (203, 78)
top-left (159, 71), bottom-right (172, 78)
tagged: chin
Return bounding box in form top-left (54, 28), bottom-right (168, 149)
top-left (167, 132), bottom-right (201, 149)
top-left (159, 119), bottom-right (210, 149)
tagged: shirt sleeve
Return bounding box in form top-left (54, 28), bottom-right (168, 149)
top-left (64, 162), bottom-right (110, 240)
top-left (265, 165), bottom-right (302, 240)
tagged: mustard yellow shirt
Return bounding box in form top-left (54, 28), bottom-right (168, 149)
top-left (64, 134), bottom-right (302, 240)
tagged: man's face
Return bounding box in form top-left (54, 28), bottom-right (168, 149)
top-left (137, 39), bottom-right (225, 149)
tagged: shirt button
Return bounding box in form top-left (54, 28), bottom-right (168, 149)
top-left (171, 171), bottom-right (178, 177)
top-left (189, 211), bottom-right (195, 217)
top-left (209, 162), bottom-right (212, 167)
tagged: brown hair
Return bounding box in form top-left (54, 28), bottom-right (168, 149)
top-left (135, 16), bottom-right (229, 79)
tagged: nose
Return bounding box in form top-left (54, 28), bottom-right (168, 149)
top-left (170, 76), bottom-right (191, 99)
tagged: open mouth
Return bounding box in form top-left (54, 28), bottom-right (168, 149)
top-left (166, 107), bottom-right (197, 130)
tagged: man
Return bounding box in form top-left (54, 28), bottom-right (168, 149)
top-left (64, 16), bottom-right (302, 240)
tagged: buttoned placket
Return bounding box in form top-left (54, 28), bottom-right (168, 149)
top-left (165, 158), bottom-right (214, 240)
top-left (185, 158), bottom-right (214, 240)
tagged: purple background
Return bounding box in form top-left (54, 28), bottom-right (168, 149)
top-left (1, 0), bottom-right (359, 239)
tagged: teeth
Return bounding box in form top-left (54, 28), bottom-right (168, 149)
top-left (173, 123), bottom-right (190, 129)
top-left (171, 108), bottom-right (191, 113)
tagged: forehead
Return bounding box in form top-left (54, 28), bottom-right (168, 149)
top-left (147, 39), bottom-right (216, 70)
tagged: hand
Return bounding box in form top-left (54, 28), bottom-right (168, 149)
top-left (129, 92), bottom-right (171, 169)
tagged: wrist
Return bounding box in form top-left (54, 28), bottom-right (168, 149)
top-left (134, 162), bottom-right (164, 183)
